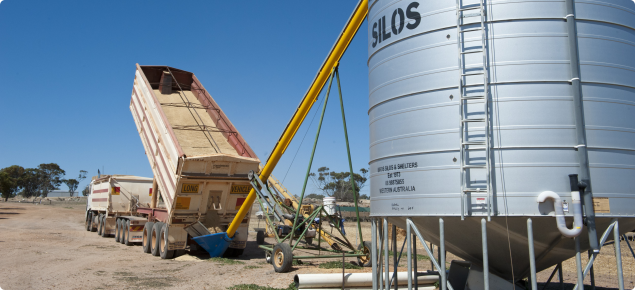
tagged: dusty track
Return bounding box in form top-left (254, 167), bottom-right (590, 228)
top-left (0, 203), bottom-right (632, 289)
top-left (0, 203), bottom-right (296, 290)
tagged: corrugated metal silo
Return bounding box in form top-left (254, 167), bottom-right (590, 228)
top-left (368, 0), bottom-right (635, 280)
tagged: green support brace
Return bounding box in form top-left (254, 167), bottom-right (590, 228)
top-left (335, 68), bottom-right (364, 246)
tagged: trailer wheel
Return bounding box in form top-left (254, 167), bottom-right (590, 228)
top-left (115, 219), bottom-right (121, 242)
top-left (151, 222), bottom-right (164, 256)
top-left (97, 214), bottom-right (104, 236)
top-left (357, 241), bottom-right (372, 267)
top-left (120, 220), bottom-right (127, 244)
top-left (142, 222), bottom-right (154, 253)
top-left (90, 213), bottom-right (98, 232)
top-left (85, 212), bottom-right (92, 231)
top-left (101, 215), bottom-right (108, 237)
top-left (256, 230), bottom-right (265, 245)
top-left (272, 243), bottom-right (293, 273)
top-left (159, 224), bottom-right (175, 259)
top-left (124, 220), bottom-right (134, 246)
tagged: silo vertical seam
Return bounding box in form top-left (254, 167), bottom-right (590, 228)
top-left (564, 0), bottom-right (600, 251)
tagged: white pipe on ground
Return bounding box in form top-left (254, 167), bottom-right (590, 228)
top-left (298, 287), bottom-right (435, 290)
top-left (537, 190), bottom-right (583, 238)
top-left (294, 272), bottom-right (438, 289)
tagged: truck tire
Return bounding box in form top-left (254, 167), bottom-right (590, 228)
top-left (151, 222), bottom-right (164, 256)
top-left (256, 230), bottom-right (265, 245)
top-left (90, 213), bottom-right (98, 232)
top-left (124, 220), bottom-right (134, 246)
top-left (101, 215), bottom-right (108, 237)
top-left (272, 243), bottom-right (293, 273)
top-left (97, 214), bottom-right (103, 236)
top-left (85, 212), bottom-right (92, 231)
top-left (159, 224), bottom-right (175, 259)
top-left (115, 219), bottom-right (121, 243)
top-left (142, 222), bottom-right (154, 253)
top-left (120, 220), bottom-right (127, 244)
top-left (357, 241), bottom-right (372, 267)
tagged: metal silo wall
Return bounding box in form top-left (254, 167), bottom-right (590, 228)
top-left (368, 0), bottom-right (635, 278)
top-left (368, 0), bottom-right (635, 216)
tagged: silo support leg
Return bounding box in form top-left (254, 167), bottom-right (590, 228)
top-left (558, 263), bottom-right (564, 290)
top-left (623, 234), bottom-right (635, 261)
top-left (407, 222), bottom-right (412, 290)
top-left (613, 221), bottom-right (624, 290)
top-left (372, 219), bottom-right (377, 290)
top-left (481, 219), bottom-right (489, 290)
top-left (440, 218), bottom-right (446, 290)
top-left (573, 219), bottom-right (619, 290)
top-left (384, 218), bottom-right (389, 290)
top-left (574, 237), bottom-right (585, 289)
top-left (527, 218), bottom-right (537, 290)
top-left (406, 218), bottom-right (454, 290)
top-left (588, 250), bottom-right (596, 290)
top-left (541, 264), bottom-right (562, 290)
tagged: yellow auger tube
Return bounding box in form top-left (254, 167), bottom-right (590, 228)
top-left (226, 0), bottom-right (368, 238)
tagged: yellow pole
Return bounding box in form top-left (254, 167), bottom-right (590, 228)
top-left (227, 0), bottom-right (368, 238)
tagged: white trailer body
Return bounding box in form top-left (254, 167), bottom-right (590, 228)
top-left (86, 175), bottom-right (153, 241)
top-left (129, 65), bottom-right (260, 257)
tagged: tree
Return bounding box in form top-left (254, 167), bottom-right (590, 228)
top-left (309, 167), bottom-right (369, 202)
top-left (37, 163), bottom-right (65, 197)
top-left (306, 193), bottom-right (324, 200)
top-left (82, 184), bottom-right (90, 196)
top-left (20, 168), bottom-right (42, 198)
top-left (0, 166), bottom-right (25, 201)
top-left (64, 179), bottom-right (79, 197)
top-left (0, 172), bottom-right (17, 201)
top-left (63, 170), bottom-right (87, 197)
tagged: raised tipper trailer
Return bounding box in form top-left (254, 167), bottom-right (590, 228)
top-left (129, 64), bottom-right (261, 259)
top-left (85, 174), bottom-right (154, 245)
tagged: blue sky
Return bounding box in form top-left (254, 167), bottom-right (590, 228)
top-left (0, 1), bottom-right (370, 197)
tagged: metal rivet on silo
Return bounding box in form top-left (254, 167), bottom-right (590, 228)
top-left (447, 34), bottom-right (451, 39)
top-left (450, 95), bottom-right (454, 100)
top-left (453, 157), bottom-right (457, 162)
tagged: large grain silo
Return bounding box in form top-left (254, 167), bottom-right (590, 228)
top-left (367, 0), bottom-right (635, 283)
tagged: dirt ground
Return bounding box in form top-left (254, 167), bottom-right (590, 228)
top-left (0, 202), bottom-right (633, 290)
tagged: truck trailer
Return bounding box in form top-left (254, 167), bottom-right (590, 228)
top-left (129, 64), bottom-right (260, 258)
top-left (85, 174), bottom-right (154, 245)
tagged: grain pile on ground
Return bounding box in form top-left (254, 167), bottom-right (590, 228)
top-left (0, 202), bottom-right (632, 289)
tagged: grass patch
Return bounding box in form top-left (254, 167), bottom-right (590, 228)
top-left (207, 257), bottom-right (245, 265)
top-left (113, 272), bottom-right (176, 288)
top-left (244, 265), bottom-right (261, 269)
top-left (386, 250), bottom-right (429, 261)
top-left (318, 261), bottom-right (362, 270)
top-left (228, 282), bottom-right (296, 290)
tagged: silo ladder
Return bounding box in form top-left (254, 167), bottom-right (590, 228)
top-left (455, 0), bottom-right (492, 221)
